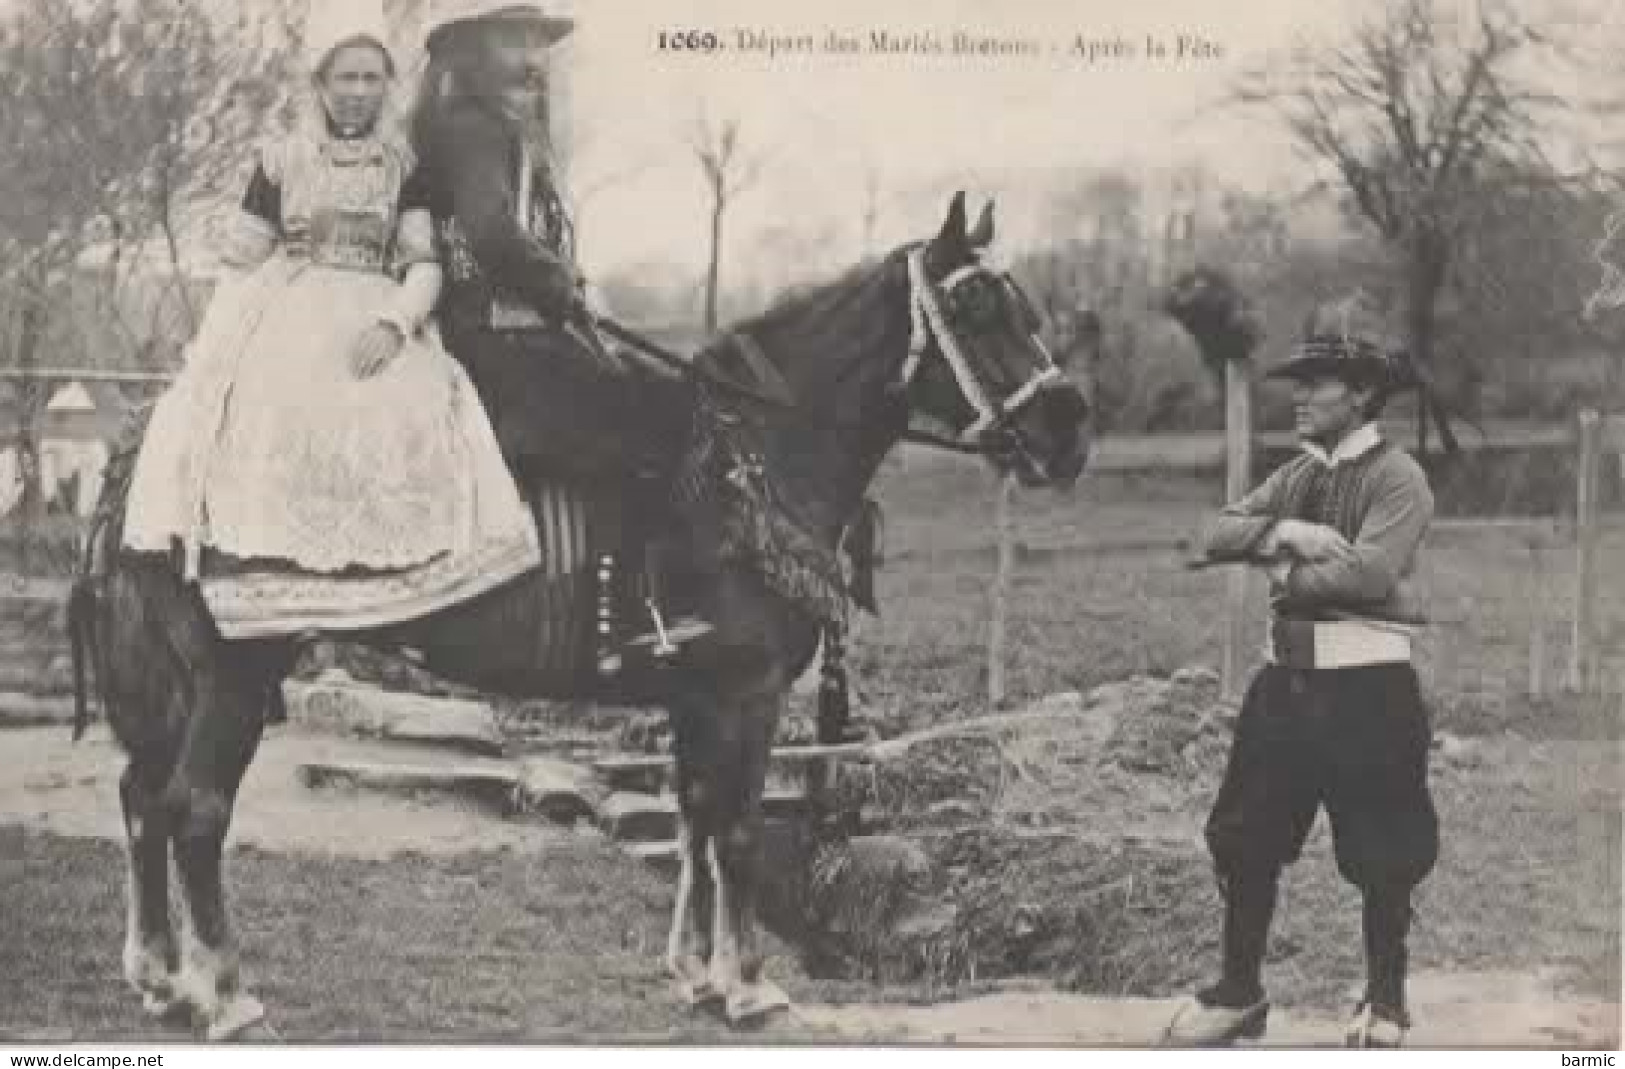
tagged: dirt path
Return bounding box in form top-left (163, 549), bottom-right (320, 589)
top-left (0, 724), bottom-right (1615, 1048)
top-left (0, 725), bottom-right (572, 859)
top-left (800, 969), bottom-right (1621, 1048)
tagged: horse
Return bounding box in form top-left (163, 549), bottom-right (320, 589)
top-left (66, 191), bottom-right (1092, 1040)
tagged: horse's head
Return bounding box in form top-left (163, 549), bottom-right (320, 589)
top-left (899, 193), bottom-right (1091, 488)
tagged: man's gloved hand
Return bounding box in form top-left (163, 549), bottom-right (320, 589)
top-left (536, 258), bottom-right (580, 315)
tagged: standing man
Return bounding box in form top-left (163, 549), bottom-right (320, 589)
top-left (1165, 312), bottom-right (1441, 1048)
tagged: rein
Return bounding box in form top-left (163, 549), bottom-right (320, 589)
top-left (588, 246), bottom-right (1057, 464)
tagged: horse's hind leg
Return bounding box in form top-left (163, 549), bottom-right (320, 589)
top-left (119, 759), bottom-right (180, 1019)
top-left (706, 678), bottom-right (790, 1026)
top-left (166, 649), bottom-right (275, 1041)
top-left (666, 703), bottom-right (720, 1006)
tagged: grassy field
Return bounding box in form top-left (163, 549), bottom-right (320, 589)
top-left (812, 447), bottom-right (1623, 1009)
top-left (0, 442), bottom-right (1618, 1041)
top-left (0, 828), bottom-right (832, 1044)
top-left (854, 448), bottom-right (1625, 740)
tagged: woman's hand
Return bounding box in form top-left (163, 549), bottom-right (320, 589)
top-left (350, 321), bottom-right (405, 379)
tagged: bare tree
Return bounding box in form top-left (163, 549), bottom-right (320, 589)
top-left (688, 108), bottom-right (767, 333)
top-left (858, 150), bottom-right (885, 259)
top-left (1234, 0), bottom-right (1580, 451)
top-left (0, 0), bottom-right (287, 543)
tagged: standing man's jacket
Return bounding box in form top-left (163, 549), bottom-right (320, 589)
top-left (1201, 425), bottom-right (1434, 626)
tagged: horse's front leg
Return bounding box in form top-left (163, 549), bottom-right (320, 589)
top-left (120, 759), bottom-right (181, 1020)
top-left (666, 700), bottom-right (721, 1006)
top-left (166, 650), bottom-right (276, 1041)
top-left (706, 676), bottom-right (790, 1026)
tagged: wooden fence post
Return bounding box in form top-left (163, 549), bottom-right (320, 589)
top-left (988, 471), bottom-right (1017, 708)
top-left (1568, 408), bottom-right (1602, 694)
top-left (1221, 357), bottom-right (1254, 702)
top-left (1527, 535), bottom-right (1546, 699)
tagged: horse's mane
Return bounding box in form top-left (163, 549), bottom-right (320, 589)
top-left (699, 245), bottom-right (916, 412)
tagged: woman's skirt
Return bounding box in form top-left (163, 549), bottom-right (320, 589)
top-left (123, 255), bottom-right (541, 639)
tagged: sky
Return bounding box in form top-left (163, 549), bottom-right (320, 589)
top-left (26, 0), bottom-right (1618, 287)
top-left (549, 0), bottom-right (1368, 277)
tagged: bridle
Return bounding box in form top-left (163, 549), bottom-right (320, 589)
top-left (589, 245), bottom-right (1068, 461)
top-left (895, 246), bottom-right (1065, 459)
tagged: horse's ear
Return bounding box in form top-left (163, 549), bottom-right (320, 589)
top-left (936, 191), bottom-right (968, 246)
top-left (967, 200), bottom-right (995, 248)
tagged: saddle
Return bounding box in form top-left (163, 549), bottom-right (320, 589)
top-left (508, 461), bottom-right (710, 676)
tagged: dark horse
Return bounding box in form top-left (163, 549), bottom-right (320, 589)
top-left (68, 193), bottom-right (1091, 1040)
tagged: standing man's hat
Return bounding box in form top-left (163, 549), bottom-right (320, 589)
top-left (1263, 295), bottom-right (1409, 392)
top-left (424, 0), bottom-right (575, 53)
top-left (1266, 294), bottom-right (1467, 454)
top-left (1264, 333), bottom-right (1408, 390)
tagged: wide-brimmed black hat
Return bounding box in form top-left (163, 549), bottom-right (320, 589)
top-left (1263, 332), bottom-right (1409, 391)
top-left (1265, 298), bottom-right (1465, 454)
top-left (424, 1), bottom-right (574, 55)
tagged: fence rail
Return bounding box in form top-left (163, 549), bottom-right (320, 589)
top-left (0, 367), bottom-right (176, 383)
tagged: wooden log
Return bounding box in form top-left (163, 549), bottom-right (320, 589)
top-left (0, 658), bottom-right (74, 695)
top-left (283, 682), bottom-right (504, 757)
top-left (624, 840), bottom-right (682, 869)
top-left (516, 756), bottom-right (610, 824)
top-left (596, 791), bottom-right (678, 843)
top-left (591, 742), bottom-right (874, 794)
top-left (0, 573), bottom-right (71, 601)
top-left (296, 759), bottom-right (522, 814)
top-left (0, 691), bottom-right (79, 727)
top-left (595, 788), bottom-right (814, 843)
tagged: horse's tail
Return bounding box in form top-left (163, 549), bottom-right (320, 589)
top-left (67, 402), bottom-right (147, 743)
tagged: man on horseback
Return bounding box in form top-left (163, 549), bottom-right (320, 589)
top-left (409, 0), bottom-right (708, 666)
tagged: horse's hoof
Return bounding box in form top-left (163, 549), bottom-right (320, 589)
top-left (140, 988), bottom-right (188, 1025)
top-left (725, 981), bottom-right (791, 1028)
top-left (205, 995), bottom-right (270, 1042)
top-left (1345, 1002), bottom-right (1407, 1048)
top-left (668, 957), bottom-right (723, 1009)
top-left (674, 977), bottom-right (725, 1010)
top-left (230, 1020), bottom-right (281, 1044)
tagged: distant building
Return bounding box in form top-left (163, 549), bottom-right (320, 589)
top-left (0, 379), bottom-right (133, 520)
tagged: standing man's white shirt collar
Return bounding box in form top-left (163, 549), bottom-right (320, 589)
top-left (1302, 422), bottom-right (1382, 468)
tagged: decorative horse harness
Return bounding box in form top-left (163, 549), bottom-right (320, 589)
top-left (617, 246), bottom-right (1065, 739)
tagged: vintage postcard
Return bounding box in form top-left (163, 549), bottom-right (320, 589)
top-left (0, 0), bottom-right (1619, 1057)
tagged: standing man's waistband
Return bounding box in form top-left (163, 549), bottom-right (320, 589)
top-left (1265, 618), bottom-right (1414, 670)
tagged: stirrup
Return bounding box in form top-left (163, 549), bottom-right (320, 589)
top-left (625, 598), bottom-right (712, 661)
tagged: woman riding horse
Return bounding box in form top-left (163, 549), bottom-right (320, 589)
top-left (121, 0), bottom-right (539, 640)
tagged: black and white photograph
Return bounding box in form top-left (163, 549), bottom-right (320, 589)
top-left (0, 0), bottom-right (1620, 1054)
